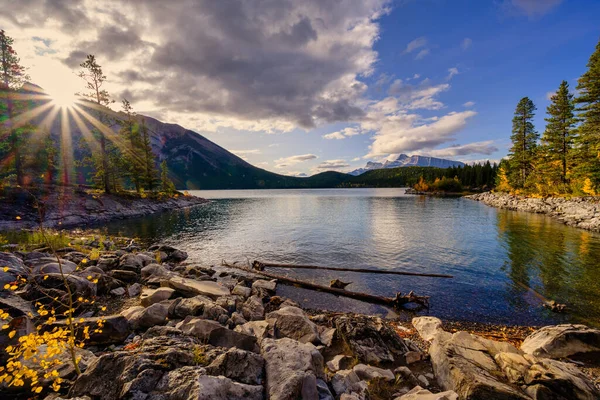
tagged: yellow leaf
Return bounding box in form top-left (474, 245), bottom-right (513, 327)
top-left (3, 284), bottom-right (9, 290)
top-left (43, 275), bottom-right (48, 280)
top-left (2, 267), bottom-right (8, 272)
top-left (34, 386), bottom-right (43, 393)
top-left (86, 275), bottom-right (92, 280)
top-left (100, 306), bottom-right (106, 311)
top-left (8, 330), bottom-right (16, 339)
top-left (1, 325), bottom-right (8, 330)
top-left (15, 216), bottom-right (21, 220)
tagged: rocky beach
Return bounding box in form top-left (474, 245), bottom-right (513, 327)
top-left (1, 238), bottom-right (599, 399)
top-left (467, 192), bottom-right (600, 233)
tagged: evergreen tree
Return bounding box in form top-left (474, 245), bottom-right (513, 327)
top-left (508, 97), bottom-right (538, 188)
top-left (140, 119), bottom-right (158, 191)
top-left (160, 159), bottom-right (175, 192)
top-left (541, 81), bottom-right (576, 185)
top-left (0, 30), bottom-right (29, 186)
top-left (78, 55), bottom-right (113, 193)
top-left (120, 99), bottom-right (143, 192)
top-left (575, 38), bottom-right (600, 192)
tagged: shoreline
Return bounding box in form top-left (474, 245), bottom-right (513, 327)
top-left (467, 191), bottom-right (600, 233)
top-left (0, 186), bottom-right (208, 231)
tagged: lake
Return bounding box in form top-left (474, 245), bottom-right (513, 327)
top-left (100, 188), bottom-right (600, 327)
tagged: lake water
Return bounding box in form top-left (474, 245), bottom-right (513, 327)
top-left (100, 188), bottom-right (600, 327)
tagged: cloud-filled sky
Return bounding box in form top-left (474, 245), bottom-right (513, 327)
top-left (2, 0), bottom-right (599, 176)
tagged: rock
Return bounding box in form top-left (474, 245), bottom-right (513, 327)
top-left (394, 366), bottom-right (421, 387)
top-left (266, 306), bottom-right (320, 343)
top-left (334, 315), bottom-right (410, 365)
top-left (241, 295), bottom-right (265, 321)
top-left (119, 253), bottom-right (143, 272)
top-left (110, 287), bottom-right (126, 296)
top-left (353, 364), bottom-right (395, 381)
top-left (395, 386), bottom-right (458, 400)
top-left (251, 279), bottom-right (277, 296)
top-left (521, 324), bottom-right (600, 359)
top-left (326, 354), bottom-right (354, 372)
top-left (22, 344), bottom-right (96, 381)
top-left (234, 320), bottom-right (271, 343)
top-left (261, 337), bottom-right (326, 400)
top-left (412, 316), bottom-right (446, 342)
top-left (141, 263), bottom-right (173, 280)
top-left (140, 287), bottom-right (175, 307)
top-left (162, 276), bottom-right (230, 298)
top-left (122, 303), bottom-right (169, 330)
top-left (215, 295), bottom-right (241, 314)
top-left (46, 315), bottom-right (130, 345)
top-left (206, 348), bottom-right (265, 385)
top-left (417, 375), bottom-right (429, 387)
top-left (96, 257), bottom-right (119, 271)
top-left (331, 369), bottom-right (367, 397)
top-left (405, 350), bottom-right (422, 364)
top-left (177, 317), bottom-right (259, 352)
top-left (33, 273), bottom-right (97, 298)
top-left (0, 252), bottom-right (28, 286)
top-left (230, 312), bottom-right (247, 326)
top-left (109, 269), bottom-right (138, 282)
top-left (232, 284), bottom-right (252, 298)
top-left (319, 327), bottom-right (337, 347)
top-left (136, 253), bottom-right (154, 267)
top-left (153, 366), bottom-right (262, 400)
top-left (169, 296), bottom-right (229, 322)
top-left (30, 258), bottom-right (78, 275)
top-left (127, 282), bottom-right (142, 297)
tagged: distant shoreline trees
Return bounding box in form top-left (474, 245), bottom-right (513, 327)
top-left (498, 37), bottom-right (600, 196)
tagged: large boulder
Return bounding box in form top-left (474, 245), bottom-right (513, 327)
top-left (169, 296), bottom-right (229, 322)
top-left (234, 320), bottom-right (272, 344)
top-left (118, 254), bottom-right (144, 272)
top-left (352, 364), bottom-right (394, 381)
top-left (520, 324), bottom-right (600, 359)
top-left (0, 252), bottom-right (29, 286)
top-left (335, 315), bottom-right (411, 365)
top-left (140, 287), bottom-right (175, 307)
top-left (395, 386), bottom-right (458, 400)
top-left (161, 276), bottom-right (230, 298)
top-left (266, 306), bottom-right (320, 344)
top-left (331, 369), bottom-right (368, 398)
top-left (152, 366), bottom-right (262, 400)
top-left (121, 303), bottom-right (169, 330)
top-left (32, 273), bottom-right (97, 298)
top-left (141, 263), bottom-right (174, 280)
top-left (206, 348), bottom-right (265, 385)
top-left (241, 295), bottom-right (265, 321)
top-left (261, 337), bottom-right (330, 400)
top-left (412, 316), bottom-right (448, 342)
top-left (45, 315), bottom-right (130, 346)
top-left (29, 258), bottom-right (78, 275)
top-left (176, 317), bottom-right (259, 352)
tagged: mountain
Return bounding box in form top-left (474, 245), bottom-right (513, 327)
top-left (349, 154), bottom-right (465, 176)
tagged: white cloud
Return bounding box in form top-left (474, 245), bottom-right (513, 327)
top-left (231, 149), bottom-right (261, 156)
top-left (412, 74), bottom-right (421, 79)
top-left (503, 0), bottom-right (563, 17)
top-left (461, 38), bottom-right (472, 50)
top-left (426, 141), bottom-right (499, 158)
top-left (274, 154), bottom-right (318, 168)
top-left (315, 159), bottom-right (350, 170)
top-left (404, 37), bottom-right (427, 54)
top-left (322, 126), bottom-right (362, 140)
top-left (446, 67), bottom-right (459, 80)
top-left (387, 80), bottom-right (450, 110)
top-left (415, 48), bottom-right (430, 60)
top-left (463, 101), bottom-right (475, 107)
top-left (323, 132), bottom-right (346, 140)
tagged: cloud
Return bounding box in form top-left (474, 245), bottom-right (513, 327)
top-left (415, 48), bottom-right (430, 60)
top-left (503, 0), bottom-right (563, 17)
top-left (387, 79), bottom-right (450, 110)
top-left (231, 149), bottom-right (261, 160)
top-left (446, 67), bottom-right (459, 80)
top-left (463, 101), bottom-right (475, 107)
top-left (404, 37), bottom-right (427, 54)
top-left (4, 0), bottom-right (392, 133)
top-left (322, 126), bottom-right (361, 140)
top-left (275, 153), bottom-right (317, 168)
top-left (426, 141), bottom-right (499, 158)
top-left (315, 159), bottom-right (350, 169)
top-left (366, 110), bottom-right (477, 156)
top-left (461, 38), bottom-right (472, 50)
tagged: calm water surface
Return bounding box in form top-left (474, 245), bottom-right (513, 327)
top-left (100, 188), bottom-right (600, 326)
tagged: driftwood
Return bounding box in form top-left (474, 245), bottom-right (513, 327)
top-left (515, 281), bottom-right (567, 313)
top-left (221, 261), bottom-right (430, 310)
top-left (252, 260), bottom-right (453, 279)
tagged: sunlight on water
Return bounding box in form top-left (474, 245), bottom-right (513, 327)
top-left (100, 188), bottom-right (600, 326)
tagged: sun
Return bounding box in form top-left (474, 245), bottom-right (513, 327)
top-left (49, 90), bottom-right (78, 108)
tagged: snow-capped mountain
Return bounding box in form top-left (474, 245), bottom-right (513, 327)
top-left (349, 154), bottom-right (465, 176)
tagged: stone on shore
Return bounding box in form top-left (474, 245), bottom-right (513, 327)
top-left (177, 317), bottom-right (259, 352)
top-left (161, 276), bottom-right (230, 298)
top-left (140, 287), bottom-right (175, 307)
top-left (394, 386), bottom-right (458, 400)
top-left (122, 303), bottom-right (169, 330)
top-left (353, 363), bottom-right (395, 381)
top-left (205, 348), bottom-right (265, 385)
top-left (520, 324), bottom-right (600, 359)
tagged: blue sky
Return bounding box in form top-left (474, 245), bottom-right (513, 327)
top-left (4, 0), bottom-right (600, 176)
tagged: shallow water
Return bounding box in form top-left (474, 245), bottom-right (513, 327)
top-left (99, 188), bottom-right (600, 326)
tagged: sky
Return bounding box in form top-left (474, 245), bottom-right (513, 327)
top-left (1, 0), bottom-right (599, 176)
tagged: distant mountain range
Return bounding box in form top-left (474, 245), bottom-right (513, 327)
top-left (349, 154), bottom-right (465, 176)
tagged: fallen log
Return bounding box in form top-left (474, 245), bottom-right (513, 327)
top-left (252, 260), bottom-right (453, 279)
top-left (515, 281), bottom-right (567, 313)
top-left (221, 261), bottom-right (430, 310)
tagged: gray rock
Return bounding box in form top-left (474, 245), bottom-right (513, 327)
top-left (215, 295), bottom-right (241, 314)
top-left (141, 263), bottom-right (173, 280)
top-left (169, 295), bottom-right (215, 318)
top-left (232, 284), bottom-right (252, 298)
top-left (122, 303), bottom-right (169, 330)
top-left (33, 273), bottom-right (97, 298)
top-left (353, 363), bottom-right (395, 381)
top-left (417, 374), bottom-right (429, 387)
top-left (110, 287), bottom-right (126, 296)
top-left (119, 253), bottom-right (143, 272)
top-left (521, 324), bottom-right (600, 359)
top-left (136, 253), bottom-right (155, 267)
top-left (177, 317), bottom-right (259, 352)
top-left (234, 320), bottom-right (271, 343)
top-left (261, 337), bottom-right (326, 400)
top-left (395, 386), bottom-right (458, 400)
top-left (326, 354), bottom-right (354, 372)
top-left (241, 295), bottom-right (265, 321)
top-left (109, 269), bottom-right (138, 282)
top-left (162, 276), bottom-right (230, 298)
top-left (30, 258), bottom-right (78, 275)
top-left (140, 287), bottom-right (175, 307)
top-left (96, 257), bottom-right (119, 271)
top-left (331, 369), bottom-right (367, 397)
top-left (127, 282), bottom-right (142, 297)
top-left (319, 327), bottom-right (336, 347)
top-left (206, 348), bottom-right (265, 385)
top-left (230, 312), bottom-right (247, 326)
top-left (251, 279), bottom-right (277, 296)
top-left (153, 366), bottom-right (262, 400)
top-left (266, 306), bottom-right (320, 344)
top-left (22, 344), bottom-right (96, 381)
top-left (405, 350), bottom-right (423, 364)
top-left (412, 316), bottom-right (446, 342)
top-left (46, 315), bottom-right (130, 345)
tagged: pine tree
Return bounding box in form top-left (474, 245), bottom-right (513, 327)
top-left (120, 99), bottom-right (144, 192)
top-left (541, 81), bottom-right (576, 185)
top-left (0, 30), bottom-right (29, 186)
top-left (508, 97), bottom-right (538, 188)
top-left (574, 38), bottom-right (600, 191)
top-left (78, 55), bottom-right (113, 193)
top-left (140, 119), bottom-right (158, 191)
top-left (160, 159), bottom-right (175, 193)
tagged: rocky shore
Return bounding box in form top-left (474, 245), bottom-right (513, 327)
top-left (0, 186), bottom-right (207, 230)
top-left (1, 240), bottom-right (600, 399)
top-left (467, 192), bottom-right (600, 232)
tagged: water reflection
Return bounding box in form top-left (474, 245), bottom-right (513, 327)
top-left (98, 189), bottom-right (600, 326)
